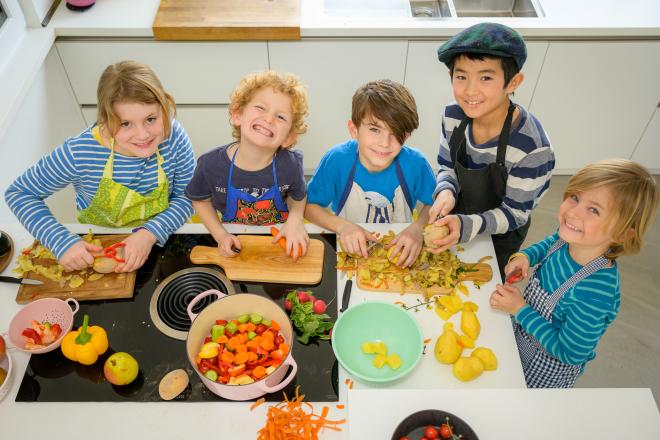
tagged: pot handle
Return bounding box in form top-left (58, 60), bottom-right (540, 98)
top-left (257, 355), bottom-right (298, 394)
top-left (65, 298), bottom-right (80, 315)
top-left (187, 289), bottom-right (226, 321)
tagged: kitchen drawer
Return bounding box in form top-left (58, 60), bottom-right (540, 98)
top-left (81, 105), bottom-right (233, 159)
top-left (56, 41), bottom-right (269, 105)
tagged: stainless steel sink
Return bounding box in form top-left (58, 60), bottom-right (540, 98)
top-left (452, 0), bottom-right (541, 17)
top-left (409, 0), bottom-right (542, 18)
top-left (410, 0), bottom-right (454, 18)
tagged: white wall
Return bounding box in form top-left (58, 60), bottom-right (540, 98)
top-left (0, 46), bottom-right (85, 223)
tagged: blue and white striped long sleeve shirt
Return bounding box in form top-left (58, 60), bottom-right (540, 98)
top-left (515, 232), bottom-right (620, 365)
top-left (434, 103), bottom-right (555, 243)
top-left (4, 119), bottom-right (195, 259)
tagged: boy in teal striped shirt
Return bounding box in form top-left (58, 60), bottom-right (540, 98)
top-left (490, 159), bottom-right (658, 388)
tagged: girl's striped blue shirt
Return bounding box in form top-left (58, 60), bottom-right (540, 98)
top-left (515, 232), bottom-right (620, 366)
top-left (4, 119), bottom-right (195, 259)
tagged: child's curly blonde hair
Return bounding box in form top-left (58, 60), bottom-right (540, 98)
top-left (229, 70), bottom-right (308, 148)
top-left (564, 159), bottom-right (659, 259)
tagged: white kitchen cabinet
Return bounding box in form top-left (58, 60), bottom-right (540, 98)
top-left (631, 106), bottom-right (660, 171)
top-left (56, 41), bottom-right (269, 105)
top-left (529, 41), bottom-right (660, 172)
top-left (404, 41), bottom-right (548, 166)
top-left (82, 105), bottom-right (233, 160)
top-left (268, 40), bottom-right (408, 171)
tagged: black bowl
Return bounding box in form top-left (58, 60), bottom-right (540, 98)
top-left (391, 409), bottom-right (479, 440)
top-left (0, 231), bottom-right (11, 257)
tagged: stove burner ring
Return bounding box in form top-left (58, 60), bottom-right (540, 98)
top-left (149, 267), bottom-right (235, 340)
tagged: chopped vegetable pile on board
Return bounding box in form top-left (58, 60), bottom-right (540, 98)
top-left (336, 231), bottom-right (490, 296)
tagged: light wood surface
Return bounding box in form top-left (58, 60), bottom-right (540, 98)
top-left (15, 235), bottom-right (136, 304)
top-left (190, 235), bottom-right (324, 284)
top-left (153, 0), bottom-right (301, 41)
top-left (356, 262), bottom-right (493, 295)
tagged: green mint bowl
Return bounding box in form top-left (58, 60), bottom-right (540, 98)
top-left (331, 301), bottom-right (424, 383)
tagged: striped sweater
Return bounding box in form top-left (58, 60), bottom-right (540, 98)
top-left (4, 119), bottom-right (195, 259)
top-left (434, 102), bottom-right (555, 243)
top-left (515, 232), bottom-right (620, 366)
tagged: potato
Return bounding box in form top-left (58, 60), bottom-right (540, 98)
top-left (159, 369), bottom-right (189, 401)
top-left (424, 224), bottom-right (450, 248)
top-left (93, 257), bottom-right (118, 274)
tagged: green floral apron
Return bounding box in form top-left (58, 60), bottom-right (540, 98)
top-left (77, 133), bottom-right (169, 227)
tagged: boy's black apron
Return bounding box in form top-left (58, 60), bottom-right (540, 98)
top-left (448, 102), bottom-right (530, 276)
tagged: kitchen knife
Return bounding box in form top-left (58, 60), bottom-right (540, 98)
top-left (0, 275), bottom-right (44, 285)
top-left (339, 279), bottom-right (352, 313)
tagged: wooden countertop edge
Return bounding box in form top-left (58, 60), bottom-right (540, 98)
top-left (152, 26), bottom-right (301, 41)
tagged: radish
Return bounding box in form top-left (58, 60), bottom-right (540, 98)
top-left (313, 299), bottom-right (327, 314)
top-left (284, 299), bottom-right (292, 311)
top-left (307, 295), bottom-right (316, 304)
top-left (297, 291), bottom-right (310, 302)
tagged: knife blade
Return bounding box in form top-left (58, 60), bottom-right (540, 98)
top-left (0, 275), bottom-right (44, 285)
top-left (339, 279), bottom-right (353, 313)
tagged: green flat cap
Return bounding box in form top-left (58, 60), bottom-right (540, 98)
top-left (437, 22), bottom-right (527, 70)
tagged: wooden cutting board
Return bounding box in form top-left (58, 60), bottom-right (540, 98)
top-left (15, 235), bottom-right (137, 304)
top-left (153, 0), bottom-right (301, 41)
top-left (190, 235), bottom-right (324, 284)
top-left (356, 262), bottom-right (493, 295)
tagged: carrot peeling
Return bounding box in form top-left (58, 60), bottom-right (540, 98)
top-left (256, 386), bottom-right (346, 439)
top-left (335, 404), bottom-right (345, 409)
top-left (250, 397), bottom-right (266, 410)
top-left (423, 338), bottom-right (432, 344)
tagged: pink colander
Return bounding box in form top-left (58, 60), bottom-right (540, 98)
top-left (7, 298), bottom-right (79, 354)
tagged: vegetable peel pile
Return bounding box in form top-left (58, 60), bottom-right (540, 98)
top-left (336, 231), bottom-right (491, 297)
top-left (255, 386), bottom-right (345, 439)
top-left (14, 231), bottom-right (107, 289)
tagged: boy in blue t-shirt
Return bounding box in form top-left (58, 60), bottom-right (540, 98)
top-left (305, 79), bottom-right (436, 268)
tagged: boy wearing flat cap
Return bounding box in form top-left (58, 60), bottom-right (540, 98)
top-left (428, 22), bottom-right (555, 278)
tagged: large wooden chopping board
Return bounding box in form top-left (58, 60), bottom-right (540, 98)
top-left (153, 0), bottom-right (301, 41)
top-left (15, 235), bottom-right (136, 304)
top-left (190, 235), bottom-right (324, 284)
top-left (357, 262), bottom-right (493, 295)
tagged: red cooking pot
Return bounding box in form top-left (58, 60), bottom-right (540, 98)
top-left (186, 290), bottom-right (298, 401)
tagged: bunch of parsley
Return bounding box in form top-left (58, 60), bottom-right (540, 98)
top-left (285, 290), bottom-right (334, 344)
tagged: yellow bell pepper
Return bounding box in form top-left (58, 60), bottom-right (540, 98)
top-left (61, 314), bottom-right (108, 365)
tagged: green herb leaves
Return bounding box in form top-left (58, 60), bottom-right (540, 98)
top-left (285, 290), bottom-right (333, 344)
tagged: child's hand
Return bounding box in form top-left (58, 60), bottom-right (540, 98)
top-left (490, 283), bottom-right (526, 315)
top-left (115, 229), bottom-right (157, 272)
top-left (216, 232), bottom-right (242, 258)
top-left (504, 253), bottom-right (530, 283)
top-left (426, 215), bottom-right (461, 254)
top-left (337, 222), bottom-right (377, 258)
top-left (60, 240), bottom-right (103, 272)
top-left (428, 189), bottom-right (456, 222)
top-left (387, 223), bottom-right (424, 268)
top-left (276, 219), bottom-right (309, 262)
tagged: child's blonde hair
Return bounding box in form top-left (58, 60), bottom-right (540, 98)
top-left (564, 159), bottom-right (659, 259)
top-left (97, 60), bottom-right (176, 138)
top-left (228, 70), bottom-right (308, 148)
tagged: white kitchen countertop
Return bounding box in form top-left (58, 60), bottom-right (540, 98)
top-left (48, 0), bottom-right (660, 38)
top-left (348, 388), bottom-right (660, 438)
top-left (1, 222), bottom-right (659, 438)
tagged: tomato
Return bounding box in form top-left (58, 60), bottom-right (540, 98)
top-left (399, 437), bottom-right (410, 440)
top-left (254, 324), bottom-right (268, 335)
top-left (424, 426), bottom-right (439, 439)
top-left (275, 334), bottom-right (285, 346)
top-left (439, 424), bottom-right (452, 439)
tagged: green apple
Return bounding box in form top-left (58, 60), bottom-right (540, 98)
top-left (103, 352), bottom-right (139, 386)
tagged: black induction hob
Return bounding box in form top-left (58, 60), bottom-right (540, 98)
top-left (15, 234), bottom-right (339, 402)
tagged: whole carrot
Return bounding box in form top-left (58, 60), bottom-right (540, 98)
top-left (270, 227), bottom-right (303, 257)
